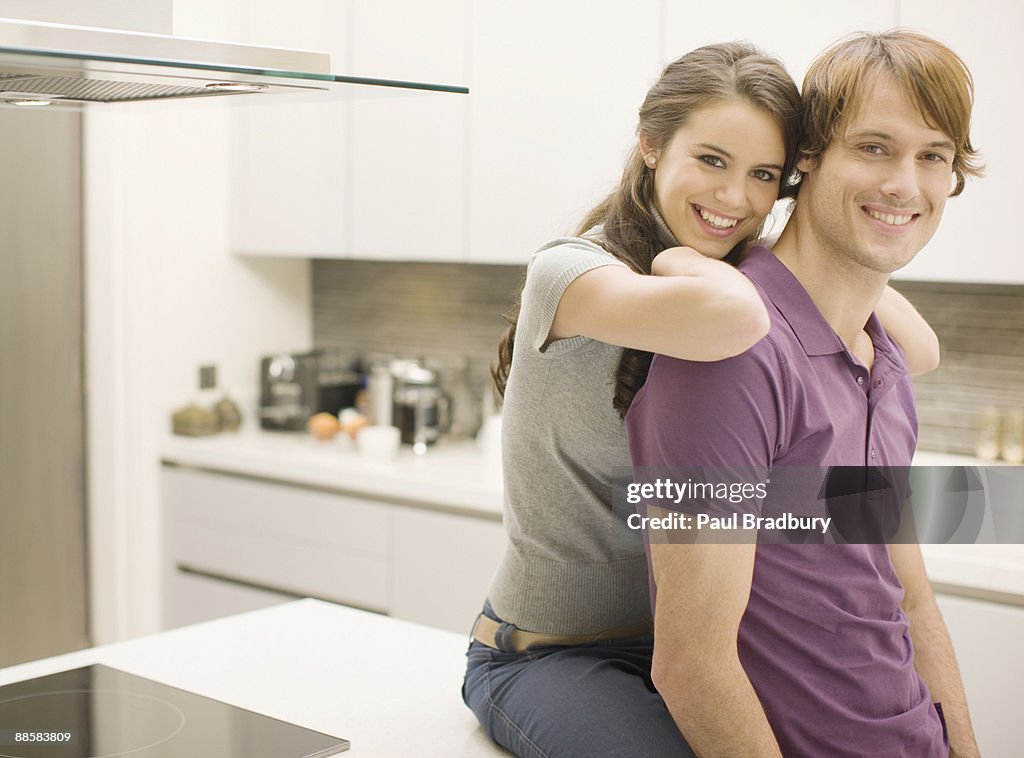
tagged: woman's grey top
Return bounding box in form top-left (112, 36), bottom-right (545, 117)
top-left (486, 236), bottom-right (656, 635)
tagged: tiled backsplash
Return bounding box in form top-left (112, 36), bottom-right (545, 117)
top-left (313, 260), bottom-right (1024, 457)
top-left (892, 281), bottom-right (1024, 456)
top-left (312, 260), bottom-right (524, 399)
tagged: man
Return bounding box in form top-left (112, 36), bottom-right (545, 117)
top-left (626, 31), bottom-right (983, 757)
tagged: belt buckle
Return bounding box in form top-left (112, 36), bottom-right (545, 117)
top-left (469, 614), bottom-right (485, 645)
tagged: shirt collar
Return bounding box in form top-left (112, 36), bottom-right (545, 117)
top-left (649, 204), bottom-right (680, 249)
top-left (741, 246), bottom-right (909, 383)
top-left (740, 245), bottom-right (847, 357)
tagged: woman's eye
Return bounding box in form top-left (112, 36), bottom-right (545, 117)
top-left (699, 155), bottom-right (726, 168)
top-left (751, 170), bottom-right (777, 183)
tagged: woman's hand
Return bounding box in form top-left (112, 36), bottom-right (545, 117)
top-left (875, 287), bottom-right (941, 376)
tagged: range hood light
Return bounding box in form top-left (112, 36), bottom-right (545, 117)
top-left (204, 82), bottom-right (269, 93)
top-left (6, 98), bottom-right (53, 106)
top-left (0, 89), bottom-right (64, 106)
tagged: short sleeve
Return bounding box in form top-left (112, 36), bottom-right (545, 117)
top-left (625, 343), bottom-right (787, 518)
top-left (517, 238), bottom-right (628, 355)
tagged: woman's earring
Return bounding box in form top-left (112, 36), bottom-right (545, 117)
top-left (645, 153), bottom-right (657, 168)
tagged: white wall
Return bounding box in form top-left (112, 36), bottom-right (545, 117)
top-left (85, 0), bottom-right (311, 643)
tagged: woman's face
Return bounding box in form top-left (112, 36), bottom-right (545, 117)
top-left (643, 99), bottom-right (786, 259)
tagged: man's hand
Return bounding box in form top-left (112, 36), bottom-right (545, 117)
top-left (889, 542), bottom-right (980, 757)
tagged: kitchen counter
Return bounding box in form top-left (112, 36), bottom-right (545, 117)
top-left (162, 432), bottom-right (1024, 602)
top-left (910, 454), bottom-right (1024, 604)
top-left (161, 430), bottom-right (503, 518)
top-left (160, 430), bottom-right (992, 518)
top-left (0, 599), bottom-right (508, 757)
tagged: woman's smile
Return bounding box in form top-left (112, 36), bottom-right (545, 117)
top-left (691, 203), bottom-right (746, 237)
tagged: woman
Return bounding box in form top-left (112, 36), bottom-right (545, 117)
top-left (463, 42), bottom-right (938, 758)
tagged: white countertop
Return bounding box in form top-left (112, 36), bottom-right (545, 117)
top-left (909, 453), bottom-right (1024, 601)
top-left (161, 430), bottom-right (503, 518)
top-left (0, 599), bottom-right (508, 757)
top-left (161, 432), bottom-right (1024, 600)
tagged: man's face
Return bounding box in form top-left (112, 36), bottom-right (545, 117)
top-left (796, 75), bottom-right (956, 275)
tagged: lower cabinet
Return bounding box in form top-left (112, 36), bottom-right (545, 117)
top-left (163, 569), bottom-right (295, 630)
top-left (934, 594), bottom-right (1024, 758)
top-left (161, 466), bottom-right (506, 634)
top-left (163, 467), bottom-right (1020, 755)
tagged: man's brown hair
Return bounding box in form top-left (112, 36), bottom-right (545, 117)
top-left (800, 29), bottom-right (983, 196)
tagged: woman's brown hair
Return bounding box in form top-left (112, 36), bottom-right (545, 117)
top-left (492, 42), bottom-right (802, 415)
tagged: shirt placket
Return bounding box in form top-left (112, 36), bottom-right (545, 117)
top-left (864, 364), bottom-right (896, 538)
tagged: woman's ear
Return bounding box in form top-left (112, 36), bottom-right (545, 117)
top-left (639, 133), bottom-right (658, 164)
top-left (796, 153), bottom-right (818, 173)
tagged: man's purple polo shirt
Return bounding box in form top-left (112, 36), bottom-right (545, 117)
top-left (626, 245), bottom-right (946, 756)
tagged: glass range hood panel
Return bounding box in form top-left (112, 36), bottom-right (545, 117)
top-left (0, 18), bottom-right (467, 111)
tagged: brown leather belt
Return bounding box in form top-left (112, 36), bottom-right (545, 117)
top-left (471, 614), bottom-right (653, 652)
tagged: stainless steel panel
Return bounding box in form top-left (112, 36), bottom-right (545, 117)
top-left (0, 105), bottom-right (90, 666)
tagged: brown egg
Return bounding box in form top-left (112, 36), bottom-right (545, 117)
top-left (307, 412), bottom-right (341, 441)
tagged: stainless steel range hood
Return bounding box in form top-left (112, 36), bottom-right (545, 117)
top-left (0, 17), bottom-right (467, 108)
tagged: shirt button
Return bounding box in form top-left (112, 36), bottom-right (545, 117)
top-left (856, 376), bottom-right (865, 385)
top-left (871, 449), bottom-right (877, 459)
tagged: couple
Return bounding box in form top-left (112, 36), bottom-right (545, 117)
top-left (464, 30), bottom-right (982, 757)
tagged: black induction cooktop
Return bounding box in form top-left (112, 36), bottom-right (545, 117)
top-left (0, 665), bottom-right (349, 757)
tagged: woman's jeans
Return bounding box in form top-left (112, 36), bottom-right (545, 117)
top-left (462, 603), bottom-right (695, 758)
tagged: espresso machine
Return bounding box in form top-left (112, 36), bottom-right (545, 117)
top-left (259, 351), bottom-right (360, 431)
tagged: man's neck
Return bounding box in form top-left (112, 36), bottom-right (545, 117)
top-left (771, 217), bottom-right (890, 353)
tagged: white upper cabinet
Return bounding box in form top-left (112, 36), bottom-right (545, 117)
top-left (894, 0), bottom-right (1024, 284)
top-left (228, 0), bottom-right (1016, 282)
top-left (230, 1), bottom-right (352, 257)
top-left (349, 0), bottom-right (468, 261)
top-left (466, 0), bottom-right (663, 264)
top-left (229, 0), bottom-right (467, 260)
top-left (663, 2), bottom-right (897, 89)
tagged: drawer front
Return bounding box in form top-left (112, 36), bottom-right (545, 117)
top-left (163, 570), bottom-right (293, 630)
top-left (164, 467), bottom-right (389, 554)
top-left (163, 467), bottom-right (390, 612)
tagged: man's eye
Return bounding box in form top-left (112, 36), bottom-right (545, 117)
top-left (922, 152), bottom-right (950, 163)
top-left (699, 155), bottom-right (726, 168)
top-left (860, 144), bottom-right (884, 155)
top-left (751, 170), bottom-right (778, 183)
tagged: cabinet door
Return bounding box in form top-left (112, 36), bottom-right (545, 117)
top-left (663, 1), bottom-right (897, 88)
top-left (162, 467), bottom-right (392, 625)
top-left (467, 1), bottom-right (662, 264)
top-left (349, 0), bottom-right (468, 261)
top-left (934, 594), bottom-right (1024, 757)
top-left (230, 1), bottom-right (352, 257)
top-left (391, 508), bottom-right (506, 633)
top-left (895, 1), bottom-right (1024, 284)
top-left (163, 570), bottom-right (293, 630)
